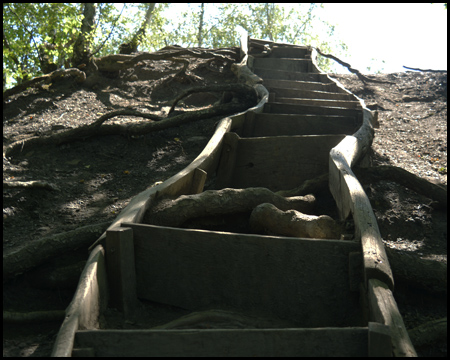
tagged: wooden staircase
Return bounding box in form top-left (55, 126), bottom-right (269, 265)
top-left (52, 36), bottom-right (417, 357)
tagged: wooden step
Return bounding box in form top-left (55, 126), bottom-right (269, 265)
top-left (74, 327), bottom-right (371, 357)
top-left (239, 113), bottom-right (361, 137)
top-left (265, 87), bottom-right (355, 101)
top-left (252, 58), bottom-right (311, 73)
top-left (267, 45), bottom-right (311, 59)
top-left (273, 97), bottom-right (362, 109)
top-left (254, 68), bottom-right (326, 82)
top-left (125, 222), bottom-right (362, 325)
top-left (215, 132), bottom-right (345, 191)
top-left (264, 102), bottom-right (363, 119)
top-left (262, 78), bottom-right (339, 92)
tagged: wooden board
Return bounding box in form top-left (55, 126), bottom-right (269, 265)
top-left (255, 69), bottom-right (328, 83)
top-left (263, 78), bottom-right (337, 91)
top-left (274, 97), bottom-right (362, 109)
top-left (368, 279), bottom-right (417, 357)
top-left (268, 45), bottom-right (310, 58)
top-left (217, 134), bottom-right (345, 191)
top-left (266, 87), bottom-right (355, 100)
top-left (265, 102), bottom-right (362, 118)
top-left (241, 113), bottom-right (360, 137)
top-left (74, 327), bottom-right (368, 357)
top-left (124, 222), bottom-right (362, 327)
top-left (252, 57), bottom-right (311, 73)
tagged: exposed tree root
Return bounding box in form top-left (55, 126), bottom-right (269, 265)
top-left (250, 203), bottom-right (342, 239)
top-left (4, 99), bottom-right (254, 158)
top-left (408, 317), bottom-right (447, 347)
top-left (3, 310), bottom-right (65, 324)
top-left (168, 83), bottom-right (257, 114)
top-left (3, 221), bottom-right (110, 282)
top-left (145, 187), bottom-right (315, 227)
top-left (403, 66), bottom-right (447, 73)
top-left (315, 47), bottom-right (395, 85)
top-left (385, 247), bottom-right (447, 294)
top-left (276, 173), bottom-right (329, 197)
top-left (3, 68), bottom-right (86, 100)
top-left (354, 165), bottom-right (447, 209)
top-left (151, 309), bottom-right (295, 330)
top-left (3, 180), bottom-right (59, 191)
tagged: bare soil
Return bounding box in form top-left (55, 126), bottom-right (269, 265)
top-left (3, 53), bottom-right (447, 357)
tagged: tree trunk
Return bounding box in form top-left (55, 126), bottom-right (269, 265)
top-left (197, 3), bottom-right (205, 47)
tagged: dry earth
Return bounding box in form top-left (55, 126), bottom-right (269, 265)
top-left (3, 51), bottom-right (447, 357)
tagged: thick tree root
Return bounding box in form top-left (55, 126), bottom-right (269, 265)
top-left (3, 180), bottom-right (59, 191)
top-left (276, 173), bottom-right (329, 197)
top-left (250, 203), bottom-right (342, 239)
top-left (385, 247), bottom-right (447, 294)
top-left (4, 100), bottom-right (253, 158)
top-left (3, 68), bottom-right (86, 100)
top-left (354, 165), bottom-right (447, 209)
top-left (408, 317), bottom-right (447, 347)
top-left (3, 221), bottom-right (110, 282)
top-left (315, 48), bottom-right (395, 85)
top-left (152, 309), bottom-right (295, 330)
top-left (3, 310), bottom-right (65, 324)
top-left (145, 187), bottom-right (315, 227)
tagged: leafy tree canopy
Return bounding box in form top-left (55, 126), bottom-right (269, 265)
top-left (3, 3), bottom-right (347, 89)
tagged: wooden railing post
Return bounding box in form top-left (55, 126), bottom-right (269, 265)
top-left (105, 227), bottom-right (137, 319)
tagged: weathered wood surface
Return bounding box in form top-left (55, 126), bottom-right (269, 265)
top-left (105, 228), bottom-right (137, 317)
top-left (252, 57), bottom-right (311, 72)
top-left (265, 87), bottom-right (355, 100)
top-left (272, 97), bottom-right (362, 109)
top-left (51, 245), bottom-right (107, 357)
top-left (328, 109), bottom-right (394, 290)
top-left (125, 222), bottom-right (362, 327)
top-left (74, 327), bottom-right (368, 357)
top-left (368, 279), bottom-right (417, 357)
top-left (216, 133), bottom-right (345, 191)
top-left (265, 102), bottom-right (362, 118)
top-left (241, 113), bottom-right (360, 137)
top-left (263, 77), bottom-right (338, 91)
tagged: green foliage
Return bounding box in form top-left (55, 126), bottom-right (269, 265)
top-left (3, 3), bottom-right (347, 88)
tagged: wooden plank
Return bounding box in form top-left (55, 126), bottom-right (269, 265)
top-left (255, 69), bottom-right (328, 83)
top-left (265, 87), bottom-right (355, 100)
top-left (275, 97), bottom-right (362, 109)
top-left (265, 102), bottom-right (362, 118)
top-left (328, 109), bottom-right (394, 290)
top-left (75, 327), bottom-right (369, 357)
top-left (215, 132), bottom-right (240, 189)
top-left (242, 113), bottom-right (360, 137)
top-left (368, 322), bottom-right (392, 357)
top-left (263, 78), bottom-right (337, 91)
top-left (105, 227), bottom-right (137, 317)
top-left (189, 167), bottom-right (207, 194)
top-left (125, 222), bottom-right (362, 327)
top-left (253, 58), bottom-right (311, 73)
top-left (228, 135), bottom-right (345, 191)
top-left (268, 45), bottom-right (310, 59)
top-left (368, 279), bottom-right (417, 357)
